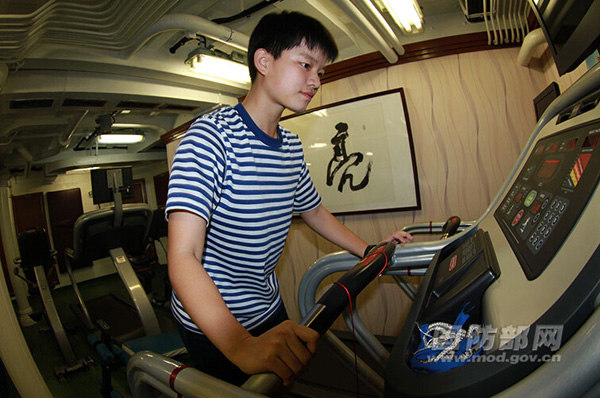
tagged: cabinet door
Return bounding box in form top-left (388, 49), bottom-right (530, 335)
top-left (46, 188), bottom-right (84, 273)
top-left (11, 192), bottom-right (57, 283)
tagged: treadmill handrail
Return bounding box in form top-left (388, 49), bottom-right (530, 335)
top-left (127, 351), bottom-right (269, 398)
top-left (298, 237), bottom-right (463, 318)
top-left (295, 231), bottom-right (462, 375)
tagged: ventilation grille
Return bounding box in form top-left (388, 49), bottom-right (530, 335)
top-left (63, 98), bottom-right (108, 107)
top-left (10, 99), bottom-right (53, 109)
top-left (117, 101), bottom-right (159, 109)
top-left (161, 104), bottom-right (198, 111)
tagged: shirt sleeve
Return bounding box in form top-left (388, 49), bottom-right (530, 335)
top-left (293, 155), bottom-right (322, 213)
top-left (165, 118), bottom-right (227, 225)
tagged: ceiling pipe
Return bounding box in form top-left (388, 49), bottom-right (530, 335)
top-left (58, 110), bottom-right (88, 148)
top-left (15, 145), bottom-right (33, 164)
top-left (330, 0), bottom-right (398, 63)
top-left (306, 0), bottom-right (364, 51)
top-left (350, 0), bottom-right (405, 56)
top-left (15, 145), bottom-right (33, 178)
top-left (4, 111), bottom-right (89, 163)
top-left (517, 28), bottom-right (547, 67)
top-left (0, 131), bottom-right (18, 147)
top-left (127, 14), bottom-right (250, 59)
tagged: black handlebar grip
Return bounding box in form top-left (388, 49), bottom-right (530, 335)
top-left (441, 216), bottom-right (461, 239)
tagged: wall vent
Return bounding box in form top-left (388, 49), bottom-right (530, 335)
top-left (9, 99), bottom-right (53, 109)
top-left (63, 98), bottom-right (107, 107)
top-left (117, 101), bottom-right (159, 109)
top-left (161, 104), bottom-right (198, 111)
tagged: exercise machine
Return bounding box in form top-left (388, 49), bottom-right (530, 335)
top-left (13, 228), bottom-right (94, 381)
top-left (65, 198), bottom-right (160, 343)
top-left (65, 168), bottom-right (185, 396)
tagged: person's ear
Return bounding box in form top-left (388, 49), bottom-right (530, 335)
top-left (254, 48), bottom-right (272, 77)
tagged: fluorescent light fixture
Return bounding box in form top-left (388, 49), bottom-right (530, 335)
top-left (378, 0), bottom-right (424, 34)
top-left (65, 166), bottom-right (100, 175)
top-left (186, 47), bottom-right (250, 84)
top-left (97, 134), bottom-right (144, 144)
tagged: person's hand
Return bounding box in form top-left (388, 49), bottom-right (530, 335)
top-left (382, 230), bottom-right (414, 244)
top-left (230, 320), bottom-right (319, 386)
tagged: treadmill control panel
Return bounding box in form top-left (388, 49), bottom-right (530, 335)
top-left (422, 230), bottom-right (500, 323)
top-left (494, 120), bottom-right (600, 279)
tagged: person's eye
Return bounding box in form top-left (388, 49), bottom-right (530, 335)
top-left (301, 62), bottom-right (311, 69)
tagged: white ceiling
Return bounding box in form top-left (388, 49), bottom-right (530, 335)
top-left (0, 0), bottom-right (489, 179)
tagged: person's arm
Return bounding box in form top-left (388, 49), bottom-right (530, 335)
top-left (300, 204), bottom-right (414, 256)
top-left (168, 210), bottom-right (318, 386)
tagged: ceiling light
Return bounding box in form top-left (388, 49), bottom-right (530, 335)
top-left (185, 47), bottom-right (250, 84)
top-left (65, 166), bottom-right (100, 175)
top-left (377, 0), bottom-right (424, 34)
top-left (97, 133), bottom-right (144, 144)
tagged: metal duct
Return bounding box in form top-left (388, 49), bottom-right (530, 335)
top-left (517, 28), bottom-right (547, 67)
top-left (351, 0), bottom-right (405, 56)
top-left (330, 0), bottom-right (398, 63)
top-left (59, 110), bottom-right (88, 148)
top-left (127, 13), bottom-right (250, 58)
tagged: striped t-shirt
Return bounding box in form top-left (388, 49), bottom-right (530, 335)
top-left (166, 103), bottom-right (321, 334)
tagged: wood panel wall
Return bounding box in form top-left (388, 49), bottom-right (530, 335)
top-left (166, 45), bottom-right (587, 337)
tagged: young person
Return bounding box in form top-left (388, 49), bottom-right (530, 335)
top-left (165, 10), bottom-right (413, 387)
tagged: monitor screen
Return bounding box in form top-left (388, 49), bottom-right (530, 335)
top-left (90, 167), bottom-right (134, 204)
top-left (529, 0), bottom-right (600, 76)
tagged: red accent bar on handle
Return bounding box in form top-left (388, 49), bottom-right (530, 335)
top-left (169, 364), bottom-right (190, 396)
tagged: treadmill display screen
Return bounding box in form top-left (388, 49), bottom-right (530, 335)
top-left (536, 159), bottom-right (560, 179)
top-left (494, 120), bottom-right (600, 280)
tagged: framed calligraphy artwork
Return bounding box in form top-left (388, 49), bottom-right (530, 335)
top-left (281, 88), bottom-right (421, 214)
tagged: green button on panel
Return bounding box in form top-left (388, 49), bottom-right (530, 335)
top-left (524, 190), bottom-right (537, 207)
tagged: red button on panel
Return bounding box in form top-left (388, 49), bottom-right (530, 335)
top-left (512, 209), bottom-right (524, 226)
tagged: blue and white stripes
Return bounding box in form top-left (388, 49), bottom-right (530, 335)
top-left (166, 103), bottom-right (321, 333)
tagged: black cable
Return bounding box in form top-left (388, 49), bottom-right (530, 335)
top-left (169, 37), bottom-right (192, 54)
top-left (211, 0), bottom-right (281, 24)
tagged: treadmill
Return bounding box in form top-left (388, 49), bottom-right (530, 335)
top-left (65, 168), bottom-right (161, 344)
top-left (385, 77), bottom-right (600, 396)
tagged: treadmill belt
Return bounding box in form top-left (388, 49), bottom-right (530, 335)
top-left (74, 291), bottom-right (145, 344)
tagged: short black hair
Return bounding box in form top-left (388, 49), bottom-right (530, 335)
top-left (247, 11), bottom-right (339, 82)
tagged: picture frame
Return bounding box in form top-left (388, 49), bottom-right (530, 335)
top-left (281, 88), bottom-right (421, 214)
top-left (533, 81), bottom-right (560, 121)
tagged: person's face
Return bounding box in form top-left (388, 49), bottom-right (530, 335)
top-left (261, 41), bottom-right (328, 113)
